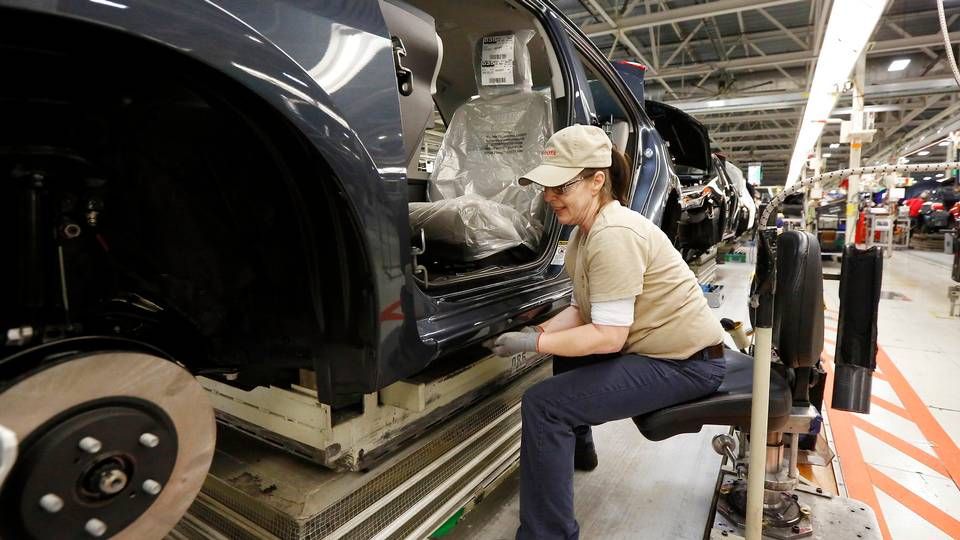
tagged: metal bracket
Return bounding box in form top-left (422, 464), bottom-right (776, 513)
top-left (411, 228), bottom-right (429, 287)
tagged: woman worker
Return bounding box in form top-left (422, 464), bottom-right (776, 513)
top-left (487, 124), bottom-right (727, 540)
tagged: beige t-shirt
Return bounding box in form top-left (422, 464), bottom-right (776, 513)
top-left (564, 200), bottom-right (725, 359)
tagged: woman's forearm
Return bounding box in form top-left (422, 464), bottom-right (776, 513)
top-left (540, 306), bottom-right (584, 333)
top-left (537, 323), bottom-right (628, 356)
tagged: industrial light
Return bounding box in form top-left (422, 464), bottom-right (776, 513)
top-left (887, 58), bottom-right (911, 71)
top-left (939, 140), bottom-right (951, 146)
top-left (936, 173), bottom-right (945, 177)
top-left (822, 153), bottom-right (833, 158)
top-left (829, 143), bottom-right (840, 149)
top-left (901, 158), bottom-right (910, 163)
top-left (706, 100), bottom-right (727, 108)
top-left (917, 150), bottom-right (931, 156)
top-left (786, 0), bottom-right (887, 184)
top-left (923, 176), bottom-right (932, 180)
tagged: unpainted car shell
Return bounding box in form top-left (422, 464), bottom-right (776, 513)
top-left (0, 0), bottom-right (682, 403)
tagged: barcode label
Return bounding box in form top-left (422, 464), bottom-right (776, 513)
top-left (482, 35), bottom-right (515, 62)
top-left (480, 59), bottom-right (514, 86)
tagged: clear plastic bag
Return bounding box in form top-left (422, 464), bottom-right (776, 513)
top-left (409, 196), bottom-right (537, 260)
top-left (409, 30), bottom-right (552, 260)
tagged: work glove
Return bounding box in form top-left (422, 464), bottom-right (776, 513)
top-left (485, 331), bottom-right (540, 357)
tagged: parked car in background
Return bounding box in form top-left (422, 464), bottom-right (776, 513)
top-left (719, 158), bottom-right (757, 237)
top-left (641, 98), bottom-right (753, 259)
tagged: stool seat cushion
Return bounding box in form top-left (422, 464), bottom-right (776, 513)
top-left (632, 349), bottom-right (792, 441)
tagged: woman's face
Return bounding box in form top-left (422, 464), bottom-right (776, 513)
top-left (543, 171), bottom-right (605, 226)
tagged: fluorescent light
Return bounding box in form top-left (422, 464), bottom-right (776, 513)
top-left (887, 58), bottom-right (911, 71)
top-left (786, 0), bottom-right (886, 184)
top-left (829, 143), bottom-right (840, 149)
top-left (901, 158), bottom-right (910, 163)
top-left (917, 150), bottom-right (930, 156)
top-left (936, 173), bottom-right (944, 177)
top-left (923, 176), bottom-right (932, 180)
top-left (706, 100), bottom-right (727, 108)
top-left (822, 153), bottom-right (833, 158)
top-left (939, 140), bottom-right (951, 146)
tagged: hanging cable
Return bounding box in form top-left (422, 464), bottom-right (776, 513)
top-left (759, 162), bottom-right (960, 227)
top-left (938, 0), bottom-right (960, 88)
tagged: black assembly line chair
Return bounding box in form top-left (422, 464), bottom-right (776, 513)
top-left (632, 230), bottom-right (824, 536)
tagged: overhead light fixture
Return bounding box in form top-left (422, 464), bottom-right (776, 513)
top-left (939, 140), bottom-right (951, 146)
top-left (786, 0), bottom-right (886, 184)
top-left (924, 176), bottom-right (932, 180)
top-left (901, 158), bottom-right (910, 163)
top-left (887, 58), bottom-right (911, 71)
top-left (829, 143), bottom-right (840, 149)
top-left (917, 150), bottom-right (931, 156)
top-left (706, 100), bottom-right (727, 108)
top-left (936, 173), bottom-right (945, 177)
top-left (822, 153), bottom-right (833, 157)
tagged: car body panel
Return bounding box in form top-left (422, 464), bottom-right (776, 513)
top-left (1, 0), bottom-right (683, 401)
top-left (644, 99), bottom-right (712, 178)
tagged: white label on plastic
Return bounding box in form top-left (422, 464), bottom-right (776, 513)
top-left (481, 35), bottom-right (514, 86)
top-left (481, 61), bottom-right (514, 86)
top-left (551, 240), bottom-right (567, 266)
top-left (482, 35), bottom-right (514, 62)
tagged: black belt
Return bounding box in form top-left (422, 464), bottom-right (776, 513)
top-left (703, 343), bottom-right (725, 360)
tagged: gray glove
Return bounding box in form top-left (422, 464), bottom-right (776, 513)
top-left (486, 331), bottom-right (540, 357)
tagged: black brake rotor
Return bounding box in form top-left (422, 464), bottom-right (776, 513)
top-left (0, 397), bottom-right (178, 539)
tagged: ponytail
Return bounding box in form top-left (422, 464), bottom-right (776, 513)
top-left (608, 147), bottom-right (632, 206)
top-left (582, 147), bottom-right (632, 207)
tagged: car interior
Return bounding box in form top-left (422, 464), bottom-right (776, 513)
top-left (384, 0), bottom-right (638, 289)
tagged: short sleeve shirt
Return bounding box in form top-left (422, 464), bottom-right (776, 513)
top-left (564, 201), bottom-right (725, 359)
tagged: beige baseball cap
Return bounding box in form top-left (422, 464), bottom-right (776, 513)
top-left (519, 124), bottom-right (612, 187)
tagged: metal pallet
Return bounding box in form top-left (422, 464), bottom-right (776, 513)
top-left (169, 363), bottom-right (550, 540)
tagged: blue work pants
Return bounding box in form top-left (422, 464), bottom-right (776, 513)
top-left (516, 350), bottom-right (725, 540)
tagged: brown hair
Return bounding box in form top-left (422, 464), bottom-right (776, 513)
top-left (581, 147), bottom-right (632, 206)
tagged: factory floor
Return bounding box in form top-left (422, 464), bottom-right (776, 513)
top-left (446, 248), bottom-right (960, 540)
top-left (821, 249), bottom-right (960, 540)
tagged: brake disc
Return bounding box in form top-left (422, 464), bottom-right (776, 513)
top-left (0, 352), bottom-right (215, 539)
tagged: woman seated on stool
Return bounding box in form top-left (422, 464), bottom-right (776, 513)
top-left (486, 124), bottom-right (727, 540)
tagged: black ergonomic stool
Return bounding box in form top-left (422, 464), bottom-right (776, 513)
top-left (632, 230), bottom-right (824, 539)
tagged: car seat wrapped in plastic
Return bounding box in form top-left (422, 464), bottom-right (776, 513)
top-left (409, 30), bottom-right (552, 261)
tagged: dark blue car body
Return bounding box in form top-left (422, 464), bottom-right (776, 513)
top-left (0, 0), bottom-right (683, 405)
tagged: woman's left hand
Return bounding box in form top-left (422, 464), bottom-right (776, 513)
top-left (485, 332), bottom-right (539, 356)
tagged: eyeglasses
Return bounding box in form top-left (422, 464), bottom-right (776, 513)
top-left (543, 174), bottom-right (586, 196)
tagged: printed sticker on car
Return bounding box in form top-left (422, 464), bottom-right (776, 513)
top-left (551, 240), bottom-right (568, 266)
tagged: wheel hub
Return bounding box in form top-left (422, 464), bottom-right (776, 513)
top-left (1, 400), bottom-right (178, 538)
top-left (0, 351), bottom-right (215, 539)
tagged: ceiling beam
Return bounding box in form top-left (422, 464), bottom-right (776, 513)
top-left (713, 127), bottom-right (797, 138)
top-left (582, 0), bottom-right (805, 37)
top-left (581, 0), bottom-right (679, 99)
top-left (721, 139), bottom-right (797, 147)
top-left (869, 100), bottom-right (960, 161)
top-left (646, 31), bottom-right (960, 80)
top-left (699, 112), bottom-right (802, 123)
top-left (756, 7), bottom-right (809, 50)
top-left (669, 76), bottom-right (959, 113)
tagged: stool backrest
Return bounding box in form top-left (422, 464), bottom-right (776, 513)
top-left (772, 231), bottom-right (824, 369)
